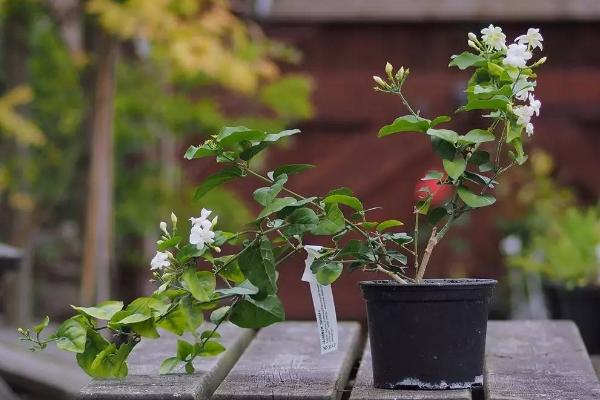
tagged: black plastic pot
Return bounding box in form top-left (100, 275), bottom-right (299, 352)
top-left (360, 279), bottom-right (496, 390)
top-left (543, 282), bottom-right (600, 354)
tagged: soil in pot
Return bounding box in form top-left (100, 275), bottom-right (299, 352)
top-left (543, 282), bottom-right (600, 354)
top-left (360, 278), bottom-right (496, 390)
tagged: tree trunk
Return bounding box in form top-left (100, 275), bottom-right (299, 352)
top-left (4, 1), bottom-right (34, 325)
top-left (81, 29), bottom-right (117, 305)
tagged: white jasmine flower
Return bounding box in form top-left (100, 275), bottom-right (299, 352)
top-left (515, 86), bottom-right (534, 101)
top-left (481, 24), bottom-right (506, 51)
top-left (151, 251), bottom-right (171, 271)
top-left (528, 94), bottom-right (541, 116)
top-left (189, 222), bottom-right (215, 250)
top-left (500, 235), bottom-right (522, 256)
top-left (516, 28), bottom-right (543, 50)
top-left (526, 122), bottom-right (534, 136)
top-left (190, 208), bottom-right (212, 227)
top-left (513, 105), bottom-right (534, 126)
top-left (503, 44), bottom-right (532, 68)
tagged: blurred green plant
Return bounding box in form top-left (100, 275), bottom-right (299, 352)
top-left (0, 0), bottom-right (313, 282)
top-left (506, 206), bottom-right (600, 287)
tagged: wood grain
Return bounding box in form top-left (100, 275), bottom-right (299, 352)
top-left (78, 323), bottom-right (254, 400)
top-left (212, 321), bottom-right (361, 400)
top-left (486, 320), bottom-right (600, 400)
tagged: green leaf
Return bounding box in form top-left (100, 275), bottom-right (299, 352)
top-left (157, 304), bottom-right (187, 336)
top-left (384, 232), bottom-right (413, 245)
top-left (337, 239), bottom-right (373, 261)
top-left (285, 207), bottom-right (319, 235)
top-left (311, 203), bottom-right (345, 235)
top-left (216, 126), bottom-right (266, 148)
top-left (88, 341), bottom-right (135, 378)
top-left (263, 129), bottom-right (301, 142)
top-left (200, 330), bottom-right (221, 340)
top-left (449, 51), bottom-right (485, 70)
top-left (55, 316), bottom-right (88, 353)
top-left (378, 115), bottom-right (431, 137)
top-left (130, 318), bottom-right (160, 338)
top-left (252, 174), bottom-right (287, 206)
top-left (457, 186), bottom-right (496, 208)
top-left (428, 207), bottom-right (448, 225)
top-left (427, 128), bottom-right (460, 144)
top-left (216, 258), bottom-right (245, 284)
top-left (273, 164), bottom-right (314, 178)
top-left (376, 219), bottom-right (404, 232)
top-left (431, 136), bottom-right (456, 160)
top-left (416, 197), bottom-right (432, 215)
top-left (180, 296), bottom-right (205, 332)
top-left (443, 157), bottom-right (466, 180)
top-left (459, 95), bottom-right (510, 112)
top-left (177, 339), bottom-right (194, 361)
top-left (196, 340), bottom-right (226, 357)
top-left (76, 329), bottom-right (109, 377)
top-left (113, 312), bottom-right (152, 325)
top-left (469, 150), bottom-right (490, 166)
top-left (33, 316), bottom-right (50, 335)
top-left (176, 243), bottom-right (205, 264)
top-left (421, 170), bottom-right (444, 181)
top-left (463, 171), bottom-right (497, 188)
top-left (184, 143), bottom-right (216, 160)
top-left (182, 270), bottom-right (216, 303)
top-left (326, 187), bottom-right (353, 197)
top-left (229, 295), bottom-right (285, 329)
top-left (460, 129), bottom-right (495, 144)
top-left (323, 194), bottom-right (363, 211)
top-left (193, 167), bottom-right (242, 201)
top-left (430, 115), bottom-right (451, 127)
top-left (185, 362), bottom-right (195, 374)
top-left (217, 280), bottom-right (259, 296)
top-left (506, 123), bottom-right (522, 143)
top-left (210, 306), bottom-right (231, 324)
top-left (257, 197), bottom-right (297, 219)
top-left (157, 236), bottom-right (181, 252)
top-left (72, 301), bottom-right (124, 321)
top-left (314, 262), bottom-right (343, 285)
top-left (238, 238), bottom-right (277, 296)
top-left (487, 61), bottom-right (505, 76)
top-left (160, 357), bottom-right (182, 374)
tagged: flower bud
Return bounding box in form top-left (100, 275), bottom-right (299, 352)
top-left (159, 221), bottom-right (168, 235)
top-left (385, 62), bottom-right (393, 79)
top-left (532, 56), bottom-right (547, 67)
top-left (373, 75), bottom-right (387, 88)
top-left (211, 216), bottom-right (218, 227)
top-left (468, 40), bottom-right (478, 50)
top-left (468, 32), bottom-right (478, 42)
top-left (214, 246), bottom-right (222, 253)
top-left (170, 212), bottom-right (177, 226)
top-left (395, 66), bottom-right (405, 81)
top-left (17, 328), bottom-right (25, 334)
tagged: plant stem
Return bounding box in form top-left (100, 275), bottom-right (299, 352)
top-left (413, 211), bottom-right (419, 271)
top-left (415, 227), bottom-right (437, 282)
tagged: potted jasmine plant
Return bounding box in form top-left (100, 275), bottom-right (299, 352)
top-left (19, 25), bottom-right (545, 390)
top-left (505, 206), bottom-right (600, 353)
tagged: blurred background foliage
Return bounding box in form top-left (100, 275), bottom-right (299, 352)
top-left (0, 0), bottom-right (312, 316)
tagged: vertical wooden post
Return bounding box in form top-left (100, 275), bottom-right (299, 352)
top-left (81, 30), bottom-right (117, 305)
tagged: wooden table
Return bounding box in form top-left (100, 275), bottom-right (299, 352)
top-left (74, 320), bottom-right (600, 400)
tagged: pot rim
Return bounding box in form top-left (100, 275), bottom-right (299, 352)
top-left (360, 278), bottom-right (497, 288)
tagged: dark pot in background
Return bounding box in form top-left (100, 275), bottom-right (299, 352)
top-left (359, 279), bottom-right (496, 390)
top-left (543, 282), bottom-right (600, 354)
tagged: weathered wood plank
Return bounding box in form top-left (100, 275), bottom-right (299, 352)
top-left (349, 340), bottom-right (471, 400)
top-left (0, 326), bottom-right (89, 400)
top-left (212, 321), bottom-right (361, 400)
top-left (592, 355), bottom-right (600, 379)
top-left (78, 323), bottom-right (254, 400)
top-left (486, 320), bottom-right (600, 400)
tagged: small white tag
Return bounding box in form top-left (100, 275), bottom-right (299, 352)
top-left (301, 245), bottom-right (338, 354)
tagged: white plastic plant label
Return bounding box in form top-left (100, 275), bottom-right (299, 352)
top-left (302, 245), bottom-right (338, 354)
